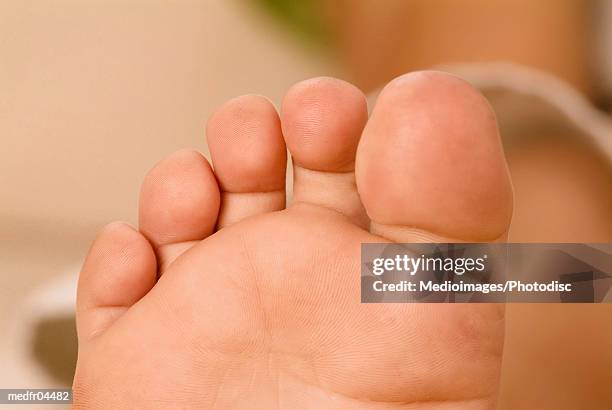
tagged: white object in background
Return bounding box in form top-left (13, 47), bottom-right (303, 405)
top-left (0, 270), bottom-right (77, 395)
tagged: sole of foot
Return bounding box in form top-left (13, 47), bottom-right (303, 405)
top-left (74, 71), bottom-right (512, 409)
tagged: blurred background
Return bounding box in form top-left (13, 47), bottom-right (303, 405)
top-left (1, 0), bottom-right (611, 409)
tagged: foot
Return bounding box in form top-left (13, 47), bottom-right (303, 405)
top-left (73, 72), bottom-right (513, 409)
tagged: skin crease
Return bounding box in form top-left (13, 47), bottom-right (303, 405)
top-left (74, 72), bottom-right (512, 409)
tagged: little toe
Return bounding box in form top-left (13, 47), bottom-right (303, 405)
top-left (356, 71), bottom-right (513, 242)
top-left (76, 222), bottom-right (157, 341)
top-left (281, 77), bottom-right (369, 227)
top-left (207, 95), bottom-right (287, 228)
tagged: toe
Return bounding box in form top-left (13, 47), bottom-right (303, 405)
top-left (207, 95), bottom-right (287, 228)
top-left (281, 77), bottom-right (369, 227)
top-left (356, 71), bottom-right (513, 242)
top-left (76, 222), bottom-right (157, 341)
top-left (139, 149), bottom-right (220, 268)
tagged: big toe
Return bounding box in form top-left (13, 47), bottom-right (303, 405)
top-left (356, 71), bottom-right (513, 242)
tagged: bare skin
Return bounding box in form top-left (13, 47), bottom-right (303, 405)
top-left (73, 72), bottom-right (513, 409)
